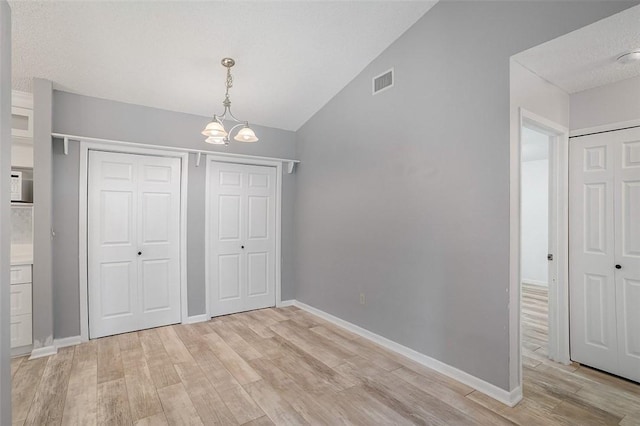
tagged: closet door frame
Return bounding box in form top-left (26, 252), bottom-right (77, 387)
top-left (79, 142), bottom-right (188, 342)
top-left (204, 155), bottom-right (283, 319)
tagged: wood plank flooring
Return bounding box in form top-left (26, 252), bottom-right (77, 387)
top-left (11, 303), bottom-right (640, 425)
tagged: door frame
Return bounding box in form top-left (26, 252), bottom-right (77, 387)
top-left (510, 108), bottom-right (570, 391)
top-left (204, 155), bottom-right (283, 318)
top-left (78, 142), bottom-right (189, 341)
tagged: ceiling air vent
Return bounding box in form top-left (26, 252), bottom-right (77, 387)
top-left (372, 68), bottom-right (394, 95)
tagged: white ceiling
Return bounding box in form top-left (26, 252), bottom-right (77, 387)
top-left (514, 4), bottom-right (640, 94)
top-left (10, 1), bottom-right (437, 131)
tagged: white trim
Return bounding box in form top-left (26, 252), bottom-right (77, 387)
top-left (28, 345), bottom-right (57, 360)
top-left (569, 119), bottom-right (640, 138)
top-left (78, 141), bottom-right (189, 341)
top-left (53, 335), bottom-right (82, 349)
top-left (279, 300), bottom-right (295, 307)
top-left (205, 155), bottom-right (283, 318)
top-left (52, 133), bottom-right (299, 174)
top-left (510, 109), bottom-right (571, 394)
top-left (183, 314), bottom-right (209, 324)
top-left (293, 300), bottom-right (522, 407)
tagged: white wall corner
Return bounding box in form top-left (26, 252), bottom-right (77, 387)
top-left (277, 299), bottom-right (295, 307)
top-left (293, 300), bottom-right (520, 407)
top-left (183, 314), bottom-right (209, 325)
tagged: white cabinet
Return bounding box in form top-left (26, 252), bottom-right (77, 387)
top-left (10, 264), bottom-right (32, 349)
top-left (10, 264), bottom-right (32, 284)
top-left (11, 315), bottom-right (33, 348)
top-left (11, 90), bottom-right (33, 168)
top-left (11, 106), bottom-right (33, 139)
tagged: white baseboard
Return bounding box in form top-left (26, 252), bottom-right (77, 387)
top-left (183, 314), bottom-right (209, 324)
top-left (29, 345), bottom-right (57, 360)
top-left (54, 335), bottom-right (82, 349)
top-left (278, 299), bottom-right (295, 307)
top-left (293, 300), bottom-right (522, 407)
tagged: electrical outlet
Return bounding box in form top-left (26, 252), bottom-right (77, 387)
top-left (359, 293), bottom-right (365, 305)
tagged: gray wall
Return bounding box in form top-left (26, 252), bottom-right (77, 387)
top-left (33, 79), bottom-right (54, 348)
top-left (52, 91), bottom-right (296, 338)
top-left (294, 0), bottom-right (636, 391)
top-left (0, 1), bottom-right (11, 422)
top-left (570, 75), bottom-right (640, 130)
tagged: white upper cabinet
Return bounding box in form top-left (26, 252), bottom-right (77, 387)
top-left (11, 90), bottom-right (34, 168)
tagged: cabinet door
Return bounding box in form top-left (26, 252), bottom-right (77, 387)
top-left (11, 106), bottom-right (33, 139)
top-left (10, 314), bottom-right (32, 348)
top-left (10, 284), bottom-right (32, 316)
top-left (10, 264), bottom-right (32, 284)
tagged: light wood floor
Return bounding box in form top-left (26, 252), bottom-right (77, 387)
top-left (11, 302), bottom-right (640, 425)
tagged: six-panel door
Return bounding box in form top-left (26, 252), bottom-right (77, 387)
top-left (570, 127), bottom-right (640, 382)
top-left (88, 151), bottom-right (182, 338)
top-left (209, 162), bottom-right (277, 317)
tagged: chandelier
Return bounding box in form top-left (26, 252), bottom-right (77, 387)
top-left (201, 58), bottom-right (258, 145)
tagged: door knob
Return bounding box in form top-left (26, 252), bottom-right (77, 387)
top-left (615, 264), bottom-right (621, 269)
top-left (138, 251), bottom-right (142, 256)
top-left (241, 246), bottom-right (245, 249)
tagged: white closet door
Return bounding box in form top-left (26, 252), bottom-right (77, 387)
top-left (209, 162), bottom-right (276, 317)
top-left (570, 132), bottom-right (618, 372)
top-left (570, 126), bottom-right (640, 382)
top-left (88, 151), bottom-right (181, 338)
top-left (614, 128), bottom-right (640, 382)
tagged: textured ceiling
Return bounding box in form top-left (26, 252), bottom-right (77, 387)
top-left (10, 1), bottom-right (437, 131)
top-left (514, 4), bottom-right (640, 94)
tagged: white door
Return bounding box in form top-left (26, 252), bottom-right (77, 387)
top-left (570, 127), bottom-right (640, 382)
top-left (88, 150), bottom-right (182, 338)
top-left (614, 129), bottom-right (640, 382)
top-left (209, 162), bottom-right (276, 316)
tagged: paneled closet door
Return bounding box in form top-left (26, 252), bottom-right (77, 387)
top-left (570, 126), bottom-right (640, 382)
top-left (209, 162), bottom-right (276, 317)
top-left (88, 151), bottom-right (181, 339)
top-left (569, 132), bottom-right (618, 372)
top-left (614, 127), bottom-right (640, 382)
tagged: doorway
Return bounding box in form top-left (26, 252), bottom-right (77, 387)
top-left (518, 110), bottom-right (571, 385)
top-left (520, 125), bottom-right (551, 363)
top-left (78, 143), bottom-right (189, 341)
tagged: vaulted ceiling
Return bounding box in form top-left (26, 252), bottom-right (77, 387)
top-left (11, 1), bottom-right (437, 131)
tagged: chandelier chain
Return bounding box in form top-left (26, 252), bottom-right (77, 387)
top-left (202, 57), bottom-right (258, 145)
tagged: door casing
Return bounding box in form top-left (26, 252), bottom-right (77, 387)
top-left (79, 142), bottom-right (188, 342)
top-left (204, 154), bottom-right (284, 318)
top-left (510, 108), bottom-right (570, 394)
